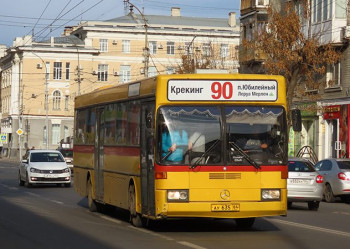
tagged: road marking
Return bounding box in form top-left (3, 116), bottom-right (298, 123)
top-left (272, 219), bottom-right (350, 238)
top-left (128, 225), bottom-right (174, 241)
top-left (177, 241), bottom-right (207, 249)
top-left (333, 211), bottom-right (350, 216)
top-left (99, 214), bottom-right (122, 224)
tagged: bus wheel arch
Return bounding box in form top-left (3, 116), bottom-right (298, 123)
top-left (128, 182), bottom-right (143, 227)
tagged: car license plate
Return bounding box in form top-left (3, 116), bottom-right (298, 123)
top-left (211, 203), bottom-right (240, 212)
top-left (290, 179), bottom-right (310, 184)
top-left (44, 174), bottom-right (59, 178)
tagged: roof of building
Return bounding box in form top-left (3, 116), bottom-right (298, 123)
top-left (38, 35), bottom-right (84, 45)
top-left (106, 13), bottom-right (239, 29)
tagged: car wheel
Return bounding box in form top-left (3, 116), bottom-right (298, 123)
top-left (308, 201), bottom-right (320, 211)
top-left (25, 173), bottom-right (32, 188)
top-left (128, 184), bottom-right (143, 227)
top-left (64, 183), bottom-right (71, 188)
top-left (18, 171), bottom-right (25, 186)
top-left (87, 180), bottom-right (98, 212)
top-left (287, 202), bottom-right (292, 209)
top-left (324, 184), bottom-right (336, 203)
top-left (235, 218), bottom-right (255, 230)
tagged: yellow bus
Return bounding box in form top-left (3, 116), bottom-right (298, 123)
top-left (74, 74), bottom-right (289, 228)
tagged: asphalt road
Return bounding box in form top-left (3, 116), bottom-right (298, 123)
top-left (1, 159), bottom-right (350, 249)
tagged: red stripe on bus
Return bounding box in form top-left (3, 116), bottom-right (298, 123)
top-left (74, 145), bottom-right (94, 153)
top-left (154, 164), bottom-right (287, 172)
top-left (104, 146), bottom-right (140, 157)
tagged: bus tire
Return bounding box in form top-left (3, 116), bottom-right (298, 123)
top-left (235, 218), bottom-right (255, 230)
top-left (128, 184), bottom-right (143, 227)
top-left (87, 180), bottom-right (98, 212)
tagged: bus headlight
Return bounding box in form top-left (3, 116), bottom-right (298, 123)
top-left (167, 190), bottom-right (189, 202)
top-left (261, 189), bottom-right (281, 201)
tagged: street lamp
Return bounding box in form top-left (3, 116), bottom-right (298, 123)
top-left (124, 0), bottom-right (149, 77)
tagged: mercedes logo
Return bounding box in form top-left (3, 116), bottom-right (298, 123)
top-left (220, 189), bottom-right (230, 200)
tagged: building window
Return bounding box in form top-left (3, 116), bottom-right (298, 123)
top-left (220, 44), bottom-right (229, 58)
top-left (45, 62), bottom-right (50, 80)
top-left (65, 95), bottom-right (69, 110)
top-left (327, 62), bottom-right (341, 87)
top-left (64, 126), bottom-right (69, 142)
top-left (149, 41), bottom-right (157, 54)
top-left (148, 66), bottom-right (157, 77)
top-left (100, 39), bottom-right (108, 52)
top-left (53, 62), bottom-right (62, 80)
top-left (53, 90), bottom-right (61, 110)
top-left (65, 62), bottom-right (70, 80)
top-left (202, 43), bottom-right (211, 56)
top-left (122, 40), bottom-right (130, 53)
top-left (43, 126), bottom-right (47, 145)
top-left (167, 42), bottom-right (175, 55)
top-left (52, 124), bottom-right (61, 145)
top-left (98, 64), bottom-right (108, 82)
top-left (120, 65), bottom-right (131, 83)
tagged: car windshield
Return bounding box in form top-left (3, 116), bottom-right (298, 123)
top-left (288, 160), bottom-right (315, 172)
top-left (157, 105), bottom-right (287, 166)
top-left (60, 149), bottom-right (73, 157)
top-left (337, 161), bottom-right (350, 170)
top-left (30, 152), bottom-right (65, 162)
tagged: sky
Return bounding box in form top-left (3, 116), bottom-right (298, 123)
top-left (0, 0), bottom-right (241, 46)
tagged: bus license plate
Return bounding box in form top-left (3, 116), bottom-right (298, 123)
top-left (211, 203), bottom-right (240, 212)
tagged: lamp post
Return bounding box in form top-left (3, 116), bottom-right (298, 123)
top-left (124, 0), bottom-right (149, 77)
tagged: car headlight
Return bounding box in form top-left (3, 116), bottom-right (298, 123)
top-left (30, 168), bottom-right (41, 173)
top-left (167, 190), bottom-right (189, 202)
top-left (261, 189), bottom-right (281, 201)
top-left (63, 168), bottom-right (70, 173)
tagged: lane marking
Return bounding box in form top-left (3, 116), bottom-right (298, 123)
top-left (272, 219), bottom-right (350, 238)
top-left (128, 225), bottom-right (174, 241)
top-left (99, 214), bottom-right (122, 224)
top-left (177, 241), bottom-right (207, 249)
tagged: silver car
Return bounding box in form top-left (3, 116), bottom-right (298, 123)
top-left (314, 158), bottom-right (350, 203)
top-left (287, 158), bottom-right (324, 211)
top-left (18, 150), bottom-right (71, 187)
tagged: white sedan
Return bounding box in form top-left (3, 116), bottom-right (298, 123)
top-left (18, 150), bottom-right (71, 187)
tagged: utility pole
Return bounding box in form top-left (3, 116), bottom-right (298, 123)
top-left (125, 0), bottom-right (149, 77)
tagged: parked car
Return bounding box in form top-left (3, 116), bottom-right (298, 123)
top-left (57, 148), bottom-right (73, 174)
top-left (18, 150), bottom-right (71, 187)
top-left (287, 157), bottom-right (324, 210)
top-left (314, 158), bottom-right (350, 203)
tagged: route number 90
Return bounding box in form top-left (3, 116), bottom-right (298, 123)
top-left (211, 81), bottom-right (233, 100)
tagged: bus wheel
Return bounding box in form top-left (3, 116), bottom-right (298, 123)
top-left (87, 180), bottom-right (98, 212)
top-left (235, 218), bottom-right (255, 230)
top-left (128, 184), bottom-right (143, 227)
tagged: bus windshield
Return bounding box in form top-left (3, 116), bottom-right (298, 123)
top-left (157, 106), bottom-right (287, 166)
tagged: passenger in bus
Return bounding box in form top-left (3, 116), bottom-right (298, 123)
top-left (162, 125), bottom-right (189, 162)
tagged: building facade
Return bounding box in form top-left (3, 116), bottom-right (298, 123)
top-left (0, 7), bottom-right (240, 159)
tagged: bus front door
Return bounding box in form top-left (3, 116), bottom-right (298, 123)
top-left (140, 102), bottom-right (155, 216)
top-left (94, 107), bottom-right (105, 202)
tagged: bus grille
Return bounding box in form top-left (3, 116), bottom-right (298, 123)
top-left (209, 173), bottom-right (241, 179)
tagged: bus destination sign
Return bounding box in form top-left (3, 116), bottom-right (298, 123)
top-left (167, 80), bottom-right (278, 101)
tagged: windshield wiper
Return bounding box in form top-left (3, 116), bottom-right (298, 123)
top-left (190, 139), bottom-right (220, 169)
top-left (229, 141), bottom-right (261, 170)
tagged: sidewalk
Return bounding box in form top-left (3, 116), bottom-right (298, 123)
top-left (0, 156), bottom-right (20, 164)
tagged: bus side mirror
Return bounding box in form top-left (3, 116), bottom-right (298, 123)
top-left (291, 109), bottom-right (302, 132)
